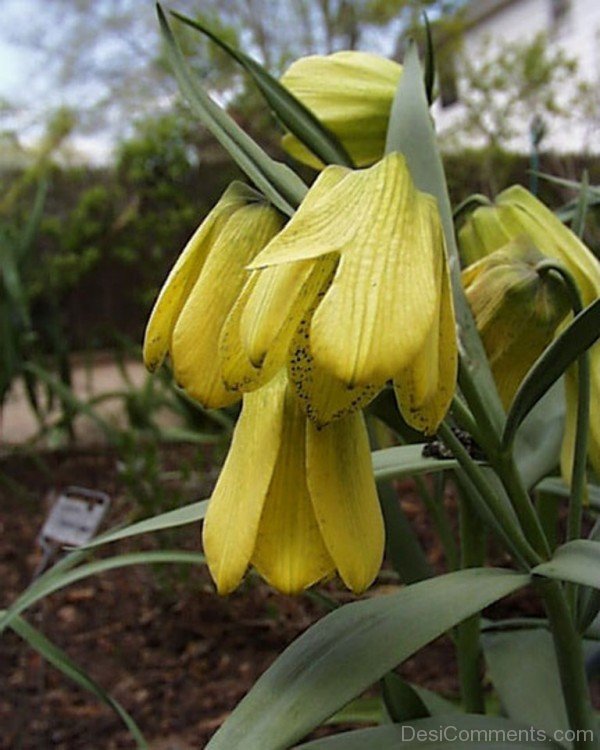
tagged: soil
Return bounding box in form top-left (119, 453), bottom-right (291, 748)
top-left (0, 446), bottom-right (597, 750)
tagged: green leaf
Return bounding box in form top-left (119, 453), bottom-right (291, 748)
top-left (326, 697), bottom-right (383, 725)
top-left (205, 568), bottom-right (529, 750)
top-left (382, 672), bottom-right (460, 724)
top-left (422, 13), bottom-right (435, 107)
top-left (503, 299), bottom-right (600, 449)
top-left (157, 4), bottom-right (306, 216)
top-left (378, 480), bottom-right (433, 584)
top-left (481, 628), bottom-right (569, 739)
top-left (293, 716), bottom-right (566, 749)
top-left (83, 499), bottom-right (209, 550)
top-left (7, 612), bottom-right (147, 748)
top-left (533, 540), bottom-right (600, 589)
top-left (577, 519), bottom-right (600, 632)
top-left (372, 444), bottom-right (457, 481)
top-left (0, 550), bottom-right (205, 633)
top-left (385, 42), bottom-right (505, 437)
top-left (535, 476), bottom-right (600, 513)
top-left (513, 381), bottom-right (565, 489)
top-left (170, 11), bottom-right (353, 168)
top-left (570, 170), bottom-right (590, 239)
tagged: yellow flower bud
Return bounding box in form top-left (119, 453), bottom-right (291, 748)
top-left (280, 51), bottom-right (402, 169)
top-left (463, 239), bottom-right (571, 410)
top-left (459, 185), bottom-right (600, 477)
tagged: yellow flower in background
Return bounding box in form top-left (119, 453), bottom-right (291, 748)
top-left (458, 186), bottom-right (600, 476)
top-left (143, 182), bottom-right (284, 409)
top-left (281, 51), bottom-right (402, 169)
top-left (223, 152), bottom-right (457, 434)
top-left (462, 239), bottom-right (570, 409)
top-left (202, 371), bottom-right (384, 595)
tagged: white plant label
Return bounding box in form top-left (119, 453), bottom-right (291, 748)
top-left (40, 489), bottom-right (110, 547)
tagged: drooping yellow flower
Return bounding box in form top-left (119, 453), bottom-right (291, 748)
top-left (202, 371), bottom-right (384, 595)
top-left (143, 182), bottom-right (284, 408)
top-left (221, 152), bottom-right (457, 434)
top-left (281, 51), bottom-right (402, 169)
top-left (458, 186), bottom-right (600, 475)
top-left (462, 239), bottom-right (570, 409)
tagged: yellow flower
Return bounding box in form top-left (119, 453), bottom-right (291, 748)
top-left (281, 51), bottom-right (402, 169)
top-left (202, 371), bottom-right (384, 595)
top-left (458, 186), bottom-right (600, 475)
top-left (143, 182), bottom-right (284, 408)
top-left (221, 152), bottom-right (457, 434)
top-left (462, 239), bottom-right (570, 409)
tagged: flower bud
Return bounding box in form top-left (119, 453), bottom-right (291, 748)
top-left (463, 238), bottom-right (570, 408)
top-left (280, 51), bottom-right (402, 169)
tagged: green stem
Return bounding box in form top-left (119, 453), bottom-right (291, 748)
top-left (438, 422), bottom-right (540, 568)
top-left (494, 453), bottom-right (551, 560)
top-left (456, 492), bottom-right (486, 713)
top-left (414, 472), bottom-right (459, 571)
top-left (537, 261), bottom-right (590, 610)
top-left (538, 580), bottom-right (599, 750)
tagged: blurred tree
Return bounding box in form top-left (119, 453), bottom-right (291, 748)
top-left (1, 0), bottom-right (463, 155)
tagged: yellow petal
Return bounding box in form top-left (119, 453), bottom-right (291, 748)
top-left (143, 182), bottom-right (252, 372)
top-left (306, 411), bottom-right (384, 593)
top-left (171, 203), bottom-right (283, 408)
top-left (252, 386), bottom-right (335, 594)
top-left (281, 51), bottom-right (402, 168)
top-left (240, 257), bottom-right (335, 371)
top-left (394, 256), bottom-right (458, 433)
top-left (202, 372), bottom-right (287, 595)
top-left (248, 165), bottom-right (350, 269)
top-left (288, 275), bottom-right (384, 426)
top-left (309, 155), bottom-right (440, 384)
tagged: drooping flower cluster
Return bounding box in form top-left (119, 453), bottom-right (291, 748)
top-left (144, 57), bottom-right (458, 595)
top-left (459, 186), bottom-right (600, 477)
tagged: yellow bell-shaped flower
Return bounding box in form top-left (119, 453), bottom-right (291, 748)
top-left (281, 51), bottom-right (402, 169)
top-left (458, 186), bottom-right (600, 476)
top-left (221, 152), bottom-right (457, 435)
top-left (143, 182), bottom-right (284, 409)
top-left (462, 239), bottom-right (571, 409)
top-left (202, 371), bottom-right (384, 595)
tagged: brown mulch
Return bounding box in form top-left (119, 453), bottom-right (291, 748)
top-left (0, 447), bottom-right (596, 749)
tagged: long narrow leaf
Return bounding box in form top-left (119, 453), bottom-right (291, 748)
top-left (535, 476), bottom-right (600, 512)
top-left (170, 11), bottom-right (353, 168)
top-left (7, 612), bottom-right (147, 748)
top-left (481, 629), bottom-right (569, 739)
top-left (0, 551), bottom-right (205, 633)
top-left (205, 568), bottom-right (529, 750)
top-left (157, 5), bottom-right (306, 216)
top-left (385, 42), bottom-right (505, 436)
top-left (372, 444), bottom-right (457, 481)
top-left (503, 299), bottom-right (600, 449)
top-left (83, 499), bottom-right (209, 550)
top-left (533, 540), bottom-right (600, 589)
top-left (294, 716), bottom-right (565, 749)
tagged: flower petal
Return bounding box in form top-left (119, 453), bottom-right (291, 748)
top-left (171, 204), bottom-right (283, 408)
top-left (394, 256), bottom-right (457, 433)
top-left (240, 257), bottom-right (336, 370)
top-left (248, 165), bottom-right (350, 269)
top-left (288, 277), bottom-right (384, 426)
top-left (281, 51), bottom-right (402, 168)
top-left (142, 182), bottom-right (253, 372)
top-left (309, 155), bottom-right (440, 384)
top-left (252, 386), bottom-right (335, 594)
top-left (202, 372), bottom-right (287, 595)
top-left (306, 410), bottom-right (384, 593)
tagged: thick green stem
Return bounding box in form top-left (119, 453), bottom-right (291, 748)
top-left (438, 422), bottom-right (540, 568)
top-left (495, 453), bottom-right (551, 560)
top-left (456, 492), bottom-right (486, 713)
top-left (539, 580), bottom-right (599, 750)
